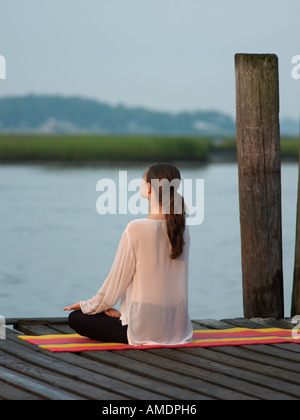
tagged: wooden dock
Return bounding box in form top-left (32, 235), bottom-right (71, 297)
top-left (0, 317), bottom-right (300, 400)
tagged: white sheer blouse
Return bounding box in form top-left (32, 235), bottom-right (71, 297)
top-left (80, 218), bottom-right (193, 346)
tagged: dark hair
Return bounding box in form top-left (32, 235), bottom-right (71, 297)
top-left (145, 162), bottom-right (186, 259)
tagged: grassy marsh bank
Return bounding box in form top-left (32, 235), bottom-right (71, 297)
top-left (0, 135), bottom-right (298, 165)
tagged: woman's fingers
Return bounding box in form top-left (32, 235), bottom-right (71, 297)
top-left (63, 302), bottom-right (81, 311)
top-left (105, 308), bottom-right (121, 317)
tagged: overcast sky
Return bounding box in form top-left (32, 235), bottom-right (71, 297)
top-left (0, 0), bottom-right (299, 119)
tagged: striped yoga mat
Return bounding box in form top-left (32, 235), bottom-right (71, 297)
top-left (18, 328), bottom-right (300, 352)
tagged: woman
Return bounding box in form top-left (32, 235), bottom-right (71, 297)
top-left (64, 163), bottom-right (193, 346)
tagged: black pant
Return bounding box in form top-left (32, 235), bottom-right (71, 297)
top-left (68, 310), bottom-right (129, 344)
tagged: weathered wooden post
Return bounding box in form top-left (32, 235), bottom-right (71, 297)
top-left (235, 54), bottom-right (284, 319)
top-left (291, 136), bottom-right (300, 316)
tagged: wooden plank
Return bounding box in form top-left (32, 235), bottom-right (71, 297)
top-left (193, 319), bottom-right (234, 330)
top-left (220, 317), bottom-right (272, 329)
top-left (235, 53), bottom-right (284, 319)
top-left (72, 351), bottom-right (211, 400)
top-left (5, 317), bottom-right (68, 326)
top-left (250, 318), bottom-right (295, 329)
top-left (3, 328), bottom-right (161, 400)
top-left (187, 320), bottom-right (299, 400)
top-left (0, 365), bottom-right (79, 400)
top-left (0, 343), bottom-right (124, 400)
top-left (270, 342), bottom-right (300, 354)
top-left (210, 344), bottom-right (300, 374)
top-left (0, 350), bottom-right (91, 400)
top-left (188, 319), bottom-right (300, 399)
top-left (49, 324), bottom-right (74, 334)
top-left (121, 348), bottom-right (261, 400)
top-left (149, 347), bottom-right (296, 400)
top-left (111, 349), bottom-right (255, 400)
top-left (0, 380), bottom-right (40, 400)
top-left (178, 346), bottom-right (300, 399)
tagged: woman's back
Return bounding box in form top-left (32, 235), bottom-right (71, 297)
top-left (121, 218), bottom-right (193, 346)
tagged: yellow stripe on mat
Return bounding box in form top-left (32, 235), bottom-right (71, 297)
top-left (18, 333), bottom-right (82, 340)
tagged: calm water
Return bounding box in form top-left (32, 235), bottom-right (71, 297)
top-left (0, 163), bottom-right (298, 320)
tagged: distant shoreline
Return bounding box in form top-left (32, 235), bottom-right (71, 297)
top-left (0, 134), bottom-right (298, 165)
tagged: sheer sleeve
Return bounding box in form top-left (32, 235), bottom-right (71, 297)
top-left (80, 229), bottom-right (135, 315)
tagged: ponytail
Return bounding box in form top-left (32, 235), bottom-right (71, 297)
top-left (145, 163), bottom-right (186, 259)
